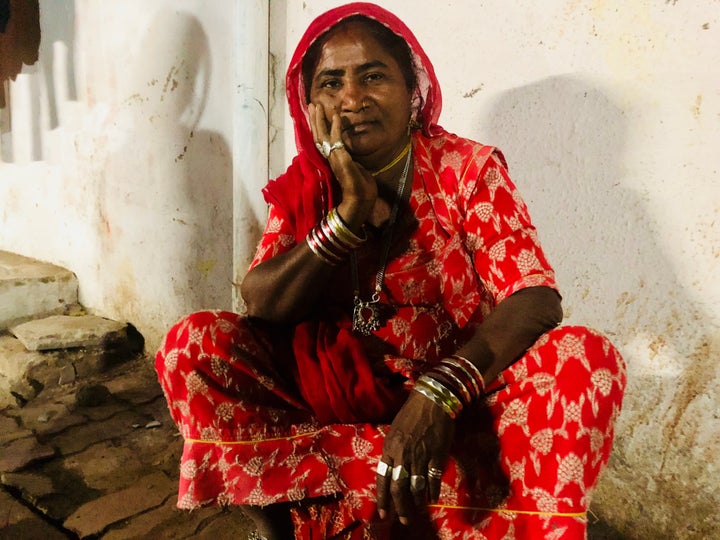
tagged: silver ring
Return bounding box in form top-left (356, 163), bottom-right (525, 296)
top-left (428, 467), bottom-right (443, 480)
top-left (319, 140), bottom-right (344, 158)
top-left (376, 461), bottom-right (392, 477)
top-left (410, 475), bottom-right (426, 492)
top-left (391, 465), bottom-right (409, 482)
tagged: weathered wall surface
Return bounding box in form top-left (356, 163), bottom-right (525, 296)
top-left (0, 1), bottom-right (241, 347)
top-left (1, 1), bottom-right (718, 536)
top-left (274, 1), bottom-right (720, 537)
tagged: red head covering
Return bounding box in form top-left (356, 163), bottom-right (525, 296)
top-left (263, 2), bottom-right (444, 237)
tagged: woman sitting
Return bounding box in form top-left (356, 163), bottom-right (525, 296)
top-left (155, 3), bottom-right (626, 539)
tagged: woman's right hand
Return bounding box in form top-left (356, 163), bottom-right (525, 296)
top-left (309, 103), bottom-right (377, 231)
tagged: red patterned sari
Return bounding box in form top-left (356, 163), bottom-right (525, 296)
top-left (156, 3), bottom-right (625, 538)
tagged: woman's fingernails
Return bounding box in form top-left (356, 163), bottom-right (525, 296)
top-left (399, 516), bottom-right (408, 525)
top-left (378, 509), bottom-right (386, 519)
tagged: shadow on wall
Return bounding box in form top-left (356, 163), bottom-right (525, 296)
top-left (481, 75), bottom-right (718, 535)
top-left (0, 0), bottom-right (77, 161)
top-left (38, 0), bottom-right (76, 129)
top-left (97, 10), bottom-right (232, 335)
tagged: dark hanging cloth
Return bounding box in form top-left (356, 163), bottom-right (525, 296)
top-left (0, 0), bottom-right (40, 107)
top-left (1, 0), bottom-right (11, 33)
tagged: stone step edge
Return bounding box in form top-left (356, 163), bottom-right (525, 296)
top-left (10, 314), bottom-right (129, 352)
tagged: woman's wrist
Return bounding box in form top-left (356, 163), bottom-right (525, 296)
top-left (337, 198), bottom-right (374, 235)
top-left (305, 207), bottom-right (366, 266)
top-left (412, 355), bottom-right (487, 418)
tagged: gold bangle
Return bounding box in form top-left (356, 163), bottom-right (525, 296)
top-left (327, 208), bottom-right (365, 247)
top-left (415, 376), bottom-right (463, 417)
top-left (320, 218), bottom-right (352, 253)
top-left (413, 382), bottom-right (457, 419)
top-left (450, 355), bottom-right (486, 393)
top-left (432, 364), bottom-right (473, 405)
top-left (440, 358), bottom-right (482, 399)
top-left (419, 376), bottom-right (464, 415)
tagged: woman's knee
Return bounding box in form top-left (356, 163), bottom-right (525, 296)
top-left (533, 325), bottom-right (625, 379)
top-left (155, 310), bottom-right (248, 382)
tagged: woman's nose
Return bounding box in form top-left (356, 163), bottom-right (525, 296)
top-left (339, 81), bottom-right (365, 112)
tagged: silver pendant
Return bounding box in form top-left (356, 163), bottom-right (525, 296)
top-left (352, 298), bottom-right (382, 336)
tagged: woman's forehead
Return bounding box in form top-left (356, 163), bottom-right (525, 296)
top-left (312, 23), bottom-right (399, 75)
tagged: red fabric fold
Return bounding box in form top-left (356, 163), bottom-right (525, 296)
top-left (292, 313), bottom-right (407, 424)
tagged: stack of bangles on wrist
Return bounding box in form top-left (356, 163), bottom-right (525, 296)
top-left (412, 355), bottom-right (486, 418)
top-left (306, 207), bottom-right (366, 265)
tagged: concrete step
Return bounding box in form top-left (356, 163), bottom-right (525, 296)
top-left (11, 314), bottom-right (128, 352)
top-left (0, 251), bottom-right (79, 331)
top-left (0, 251), bottom-right (144, 409)
top-left (0, 316), bottom-right (144, 408)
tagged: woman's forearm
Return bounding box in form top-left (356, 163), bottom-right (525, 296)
top-left (454, 286), bottom-right (563, 386)
top-left (240, 240), bottom-right (337, 323)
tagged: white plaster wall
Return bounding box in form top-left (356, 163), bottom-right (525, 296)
top-left (272, 1), bottom-right (720, 537)
top-left (0, 0), bottom-right (241, 348)
top-left (0, 0), bottom-right (717, 535)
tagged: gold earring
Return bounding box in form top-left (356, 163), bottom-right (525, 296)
top-left (407, 116), bottom-right (420, 134)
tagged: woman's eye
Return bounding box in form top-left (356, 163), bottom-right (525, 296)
top-left (320, 79), bottom-right (341, 89)
top-left (364, 72), bottom-right (384, 82)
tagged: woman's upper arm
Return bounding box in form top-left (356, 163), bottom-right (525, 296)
top-left (461, 154), bottom-right (559, 303)
top-left (247, 204), bottom-right (298, 272)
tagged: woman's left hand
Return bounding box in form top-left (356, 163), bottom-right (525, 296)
top-left (376, 391), bottom-right (455, 524)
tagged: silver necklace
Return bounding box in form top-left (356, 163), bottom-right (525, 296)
top-left (350, 147), bottom-right (413, 335)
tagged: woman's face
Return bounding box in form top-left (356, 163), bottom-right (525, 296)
top-left (308, 22), bottom-right (413, 170)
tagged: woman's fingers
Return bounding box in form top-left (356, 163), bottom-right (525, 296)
top-left (378, 435), bottom-right (431, 525)
top-left (410, 465), bottom-right (429, 509)
top-left (375, 458), bottom-right (393, 519)
top-left (427, 461), bottom-right (443, 502)
top-left (376, 394), bottom-right (455, 527)
top-left (309, 102), bottom-right (333, 144)
top-left (390, 464), bottom-right (412, 525)
top-left (329, 109), bottom-right (343, 145)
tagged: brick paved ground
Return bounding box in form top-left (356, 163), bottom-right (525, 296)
top-left (0, 345), bottom-right (254, 539)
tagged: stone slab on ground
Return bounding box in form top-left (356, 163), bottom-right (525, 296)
top-left (0, 413), bottom-right (33, 444)
top-left (0, 489), bottom-right (68, 540)
top-left (0, 435), bottom-right (56, 473)
top-left (102, 498), bottom-right (237, 540)
top-left (9, 399), bottom-right (87, 441)
top-left (191, 510), bottom-right (256, 539)
top-left (0, 333), bottom-right (47, 408)
top-left (62, 440), bottom-right (149, 491)
top-left (0, 250), bottom-right (78, 330)
top-left (1, 471), bottom-right (55, 503)
top-left (50, 410), bottom-right (139, 455)
top-left (192, 510), bottom-right (256, 539)
top-left (10, 314), bottom-right (128, 352)
top-left (63, 471), bottom-right (176, 538)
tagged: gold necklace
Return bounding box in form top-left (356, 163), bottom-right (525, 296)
top-left (371, 141), bottom-right (412, 177)
top-left (351, 147), bottom-right (413, 335)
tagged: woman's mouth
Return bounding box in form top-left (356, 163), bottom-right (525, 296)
top-left (344, 121), bottom-right (375, 135)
